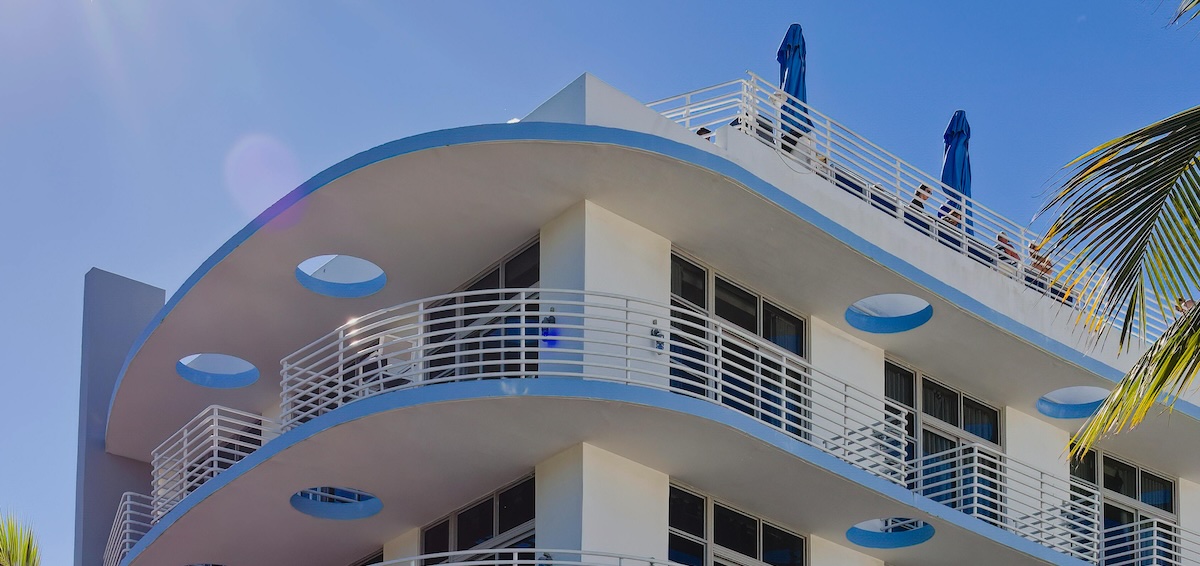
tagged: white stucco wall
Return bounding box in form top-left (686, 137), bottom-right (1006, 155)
top-left (1004, 407), bottom-right (1070, 477)
top-left (808, 535), bottom-right (883, 566)
top-left (382, 527), bottom-right (421, 561)
top-left (1178, 477), bottom-right (1200, 535)
top-left (809, 316), bottom-right (884, 397)
top-left (535, 443), bottom-right (669, 561)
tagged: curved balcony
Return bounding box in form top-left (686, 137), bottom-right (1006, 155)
top-left (1102, 518), bottom-right (1200, 566)
top-left (281, 288), bottom-right (912, 485)
top-left (379, 549), bottom-right (672, 566)
top-left (102, 492), bottom-right (152, 566)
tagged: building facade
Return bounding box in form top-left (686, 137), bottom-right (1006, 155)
top-left (75, 73), bottom-right (1200, 566)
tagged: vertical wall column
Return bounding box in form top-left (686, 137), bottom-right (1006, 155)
top-left (539, 201), bottom-right (672, 387)
top-left (535, 443), bottom-right (669, 561)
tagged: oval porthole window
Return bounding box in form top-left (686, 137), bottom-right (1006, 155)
top-left (1036, 386), bottom-right (1110, 419)
top-left (846, 518), bottom-right (935, 549)
top-left (295, 255), bottom-right (387, 298)
top-left (176, 353), bottom-right (259, 389)
top-left (290, 487), bottom-right (382, 520)
top-left (845, 294), bottom-right (933, 334)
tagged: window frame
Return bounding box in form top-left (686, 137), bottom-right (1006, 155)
top-left (421, 475), bottom-right (536, 559)
top-left (884, 358), bottom-right (1003, 451)
top-left (668, 483), bottom-right (807, 566)
top-left (1071, 449), bottom-right (1177, 521)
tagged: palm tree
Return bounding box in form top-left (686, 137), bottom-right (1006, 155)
top-left (0, 514), bottom-right (39, 566)
top-left (1037, 0), bottom-right (1200, 455)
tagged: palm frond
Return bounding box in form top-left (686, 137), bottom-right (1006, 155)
top-left (1173, 0), bottom-right (1200, 25)
top-left (0, 513), bottom-right (40, 566)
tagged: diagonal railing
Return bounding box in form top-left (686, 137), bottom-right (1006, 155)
top-left (281, 288), bottom-right (911, 485)
top-left (1102, 518), bottom-right (1200, 565)
top-left (912, 443), bottom-right (1102, 562)
top-left (648, 74), bottom-right (1170, 341)
top-left (150, 405), bottom-right (278, 521)
top-left (102, 492), bottom-right (153, 566)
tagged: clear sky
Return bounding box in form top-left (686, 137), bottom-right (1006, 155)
top-left (1, 1), bottom-right (1197, 563)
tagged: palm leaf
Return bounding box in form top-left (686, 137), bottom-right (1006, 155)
top-left (1173, 0), bottom-right (1200, 25)
top-left (0, 514), bottom-right (40, 566)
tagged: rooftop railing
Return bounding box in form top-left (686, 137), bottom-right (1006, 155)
top-left (648, 74), bottom-right (1170, 341)
top-left (102, 492), bottom-right (152, 566)
top-left (1102, 518), bottom-right (1200, 565)
top-left (281, 288), bottom-right (911, 485)
top-left (913, 442), bottom-right (1102, 562)
top-left (150, 405), bottom-right (278, 521)
top-left (378, 549), bottom-right (676, 566)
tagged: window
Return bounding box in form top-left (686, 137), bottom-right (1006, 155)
top-left (422, 476), bottom-right (535, 562)
top-left (1072, 450), bottom-right (1178, 560)
top-left (668, 485), bottom-right (805, 566)
top-left (884, 360), bottom-right (1001, 447)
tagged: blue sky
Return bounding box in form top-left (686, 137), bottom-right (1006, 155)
top-left (1, 1), bottom-right (1198, 563)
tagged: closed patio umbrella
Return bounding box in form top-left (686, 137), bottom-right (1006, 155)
top-left (777, 23), bottom-right (813, 135)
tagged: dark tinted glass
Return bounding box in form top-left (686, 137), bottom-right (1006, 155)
top-left (762, 524), bottom-right (805, 566)
top-left (669, 487), bottom-right (705, 537)
top-left (1103, 504), bottom-right (1135, 528)
top-left (922, 378), bottom-right (959, 426)
top-left (962, 397), bottom-right (999, 444)
top-left (504, 244), bottom-right (540, 289)
top-left (713, 504), bottom-right (758, 558)
top-left (883, 362), bottom-right (915, 408)
top-left (498, 478), bottom-right (535, 532)
top-left (715, 278), bottom-right (757, 332)
top-left (763, 302), bottom-right (804, 356)
top-left (456, 499), bottom-right (495, 549)
top-left (668, 533), bottom-right (705, 566)
top-left (671, 255), bottom-right (706, 308)
top-left (1103, 458), bottom-right (1137, 499)
top-left (423, 520), bottom-right (450, 564)
top-left (465, 270), bottom-right (502, 316)
top-left (1070, 450), bottom-right (1097, 484)
top-left (1141, 471), bottom-right (1174, 512)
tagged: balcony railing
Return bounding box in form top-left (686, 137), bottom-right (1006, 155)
top-left (102, 492), bottom-right (152, 566)
top-left (379, 549), bottom-right (675, 566)
top-left (648, 74), bottom-right (1170, 341)
top-left (150, 405), bottom-right (278, 521)
top-left (1102, 518), bottom-right (1200, 565)
top-left (913, 442), bottom-right (1102, 562)
top-left (281, 288), bottom-right (911, 485)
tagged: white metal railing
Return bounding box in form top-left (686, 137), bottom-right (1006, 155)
top-left (1102, 518), bottom-right (1200, 565)
top-left (102, 492), bottom-right (152, 566)
top-left (913, 442), bottom-right (1102, 561)
top-left (150, 405), bottom-right (278, 521)
top-left (379, 549), bottom-right (677, 566)
top-left (648, 74), bottom-right (1170, 341)
top-left (281, 288), bottom-right (911, 484)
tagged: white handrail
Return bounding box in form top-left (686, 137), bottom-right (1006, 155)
top-left (1102, 518), bottom-right (1200, 565)
top-left (379, 548), bottom-right (679, 566)
top-left (913, 442), bottom-right (1101, 561)
top-left (102, 492), bottom-right (153, 566)
top-left (281, 288), bottom-right (912, 485)
top-left (150, 405), bottom-right (278, 522)
top-left (648, 74), bottom-right (1170, 341)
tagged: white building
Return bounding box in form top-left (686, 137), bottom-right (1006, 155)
top-left (74, 72), bottom-right (1200, 566)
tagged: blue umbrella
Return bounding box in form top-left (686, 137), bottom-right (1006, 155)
top-left (940, 110), bottom-right (972, 233)
top-left (777, 23), bottom-right (813, 134)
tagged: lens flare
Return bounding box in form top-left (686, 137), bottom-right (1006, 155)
top-left (223, 133), bottom-right (305, 229)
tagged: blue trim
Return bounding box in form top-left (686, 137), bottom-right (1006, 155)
top-left (106, 121), bottom-right (1200, 435)
top-left (174, 356), bottom-right (259, 389)
top-left (846, 521), bottom-right (936, 549)
top-left (122, 380), bottom-right (1086, 566)
top-left (294, 266), bottom-right (386, 298)
top-left (1036, 396), bottom-right (1104, 420)
top-left (289, 490), bottom-right (383, 520)
top-left (845, 304), bottom-right (934, 334)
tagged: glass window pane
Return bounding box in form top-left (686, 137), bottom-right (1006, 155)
top-left (668, 534), bottom-right (705, 566)
top-left (498, 478), bottom-right (535, 533)
top-left (423, 520), bottom-right (450, 564)
top-left (465, 270), bottom-right (502, 316)
top-left (763, 302), bottom-right (804, 357)
top-left (456, 499), bottom-right (495, 549)
top-left (671, 256), bottom-right (707, 309)
top-left (962, 397), bottom-right (999, 444)
top-left (713, 504), bottom-right (758, 559)
top-left (1070, 450), bottom-right (1098, 484)
top-left (715, 278), bottom-right (757, 333)
top-left (922, 378), bottom-right (959, 426)
top-left (883, 362), bottom-right (915, 408)
top-left (762, 524), bottom-right (805, 566)
top-left (1141, 471), bottom-right (1175, 513)
top-left (1103, 458), bottom-right (1137, 499)
top-left (504, 244), bottom-right (540, 289)
top-left (669, 487), bottom-right (705, 538)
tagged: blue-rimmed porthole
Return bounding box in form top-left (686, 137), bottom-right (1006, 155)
top-left (845, 294), bottom-right (933, 334)
top-left (176, 353), bottom-right (259, 389)
top-left (290, 487), bottom-right (382, 520)
top-left (295, 255), bottom-right (386, 298)
top-left (846, 518), bottom-right (935, 549)
top-left (1037, 386), bottom-right (1109, 419)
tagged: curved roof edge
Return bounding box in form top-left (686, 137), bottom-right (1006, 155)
top-left (106, 121), bottom-right (1199, 438)
top-left (123, 379), bottom-right (1082, 566)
